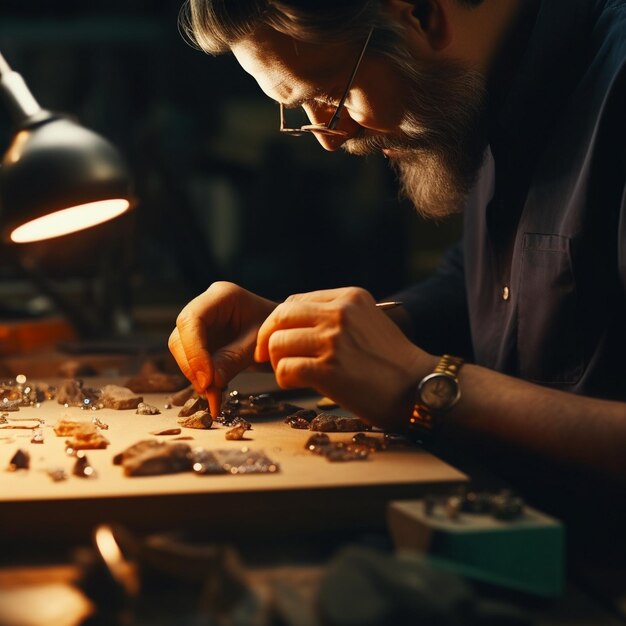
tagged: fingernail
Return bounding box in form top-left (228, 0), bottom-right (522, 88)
top-left (196, 370), bottom-right (208, 391)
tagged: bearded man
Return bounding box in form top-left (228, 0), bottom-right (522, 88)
top-left (169, 0), bottom-right (626, 546)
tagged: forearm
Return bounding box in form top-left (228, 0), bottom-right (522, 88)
top-left (439, 363), bottom-right (626, 484)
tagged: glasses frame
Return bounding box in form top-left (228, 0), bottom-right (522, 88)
top-left (279, 28), bottom-right (374, 137)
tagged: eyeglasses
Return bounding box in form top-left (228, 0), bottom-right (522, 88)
top-left (279, 28), bottom-right (374, 137)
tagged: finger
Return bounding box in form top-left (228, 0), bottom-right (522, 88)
top-left (211, 325), bottom-right (259, 385)
top-left (168, 327), bottom-right (194, 386)
top-left (205, 386), bottom-right (223, 419)
top-left (284, 286), bottom-right (376, 307)
top-left (175, 306), bottom-right (215, 392)
top-left (255, 301), bottom-right (322, 362)
top-left (273, 355), bottom-right (323, 391)
top-left (265, 328), bottom-right (325, 371)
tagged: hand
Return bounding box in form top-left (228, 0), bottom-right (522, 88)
top-left (168, 281), bottom-right (277, 416)
top-left (255, 287), bottom-right (435, 429)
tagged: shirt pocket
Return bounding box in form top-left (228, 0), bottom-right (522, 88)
top-left (517, 233), bottom-right (584, 385)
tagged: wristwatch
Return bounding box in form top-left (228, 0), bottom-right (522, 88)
top-left (409, 354), bottom-right (464, 433)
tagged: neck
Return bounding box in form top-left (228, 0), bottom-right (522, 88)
top-left (446, 0), bottom-right (538, 76)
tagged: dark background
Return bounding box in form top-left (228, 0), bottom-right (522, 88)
top-left (0, 0), bottom-right (462, 339)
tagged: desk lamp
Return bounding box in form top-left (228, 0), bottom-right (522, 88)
top-left (0, 50), bottom-right (132, 243)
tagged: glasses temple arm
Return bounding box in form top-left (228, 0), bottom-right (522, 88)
top-left (327, 28), bottom-right (374, 130)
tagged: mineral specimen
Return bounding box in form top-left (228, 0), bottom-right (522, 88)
top-left (136, 402), bottom-right (161, 415)
top-left (305, 433), bottom-right (332, 454)
top-left (284, 409), bottom-right (317, 429)
top-left (7, 448), bottom-right (30, 471)
top-left (54, 419), bottom-right (95, 437)
top-left (56, 379), bottom-right (101, 408)
top-left (65, 431), bottom-right (110, 450)
top-left (219, 390), bottom-right (303, 422)
top-left (73, 452), bottom-right (96, 478)
top-left (114, 441), bottom-right (193, 477)
top-left (31, 429), bottom-right (44, 444)
top-left (169, 385), bottom-right (196, 406)
top-left (46, 467), bottom-right (68, 482)
top-left (309, 413), bottom-right (370, 432)
top-left (178, 410), bottom-right (213, 429)
top-left (150, 428), bottom-right (182, 436)
top-left (317, 396), bottom-right (339, 409)
top-left (113, 440), bottom-right (164, 465)
top-left (225, 424), bottom-right (248, 440)
top-left (191, 447), bottom-right (279, 475)
top-left (62, 421), bottom-right (110, 450)
top-left (178, 396), bottom-right (209, 417)
top-left (304, 433), bottom-right (371, 462)
top-left (100, 385), bottom-right (143, 410)
top-left (351, 433), bottom-right (386, 451)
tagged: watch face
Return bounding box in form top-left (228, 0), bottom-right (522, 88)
top-left (419, 374), bottom-right (459, 411)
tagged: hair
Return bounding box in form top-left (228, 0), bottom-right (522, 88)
top-left (179, 0), bottom-right (484, 56)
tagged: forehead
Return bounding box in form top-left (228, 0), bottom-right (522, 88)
top-left (231, 28), bottom-right (347, 102)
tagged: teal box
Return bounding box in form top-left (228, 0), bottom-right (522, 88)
top-left (387, 499), bottom-right (565, 598)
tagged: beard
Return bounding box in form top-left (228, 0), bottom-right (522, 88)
top-left (342, 55), bottom-right (488, 219)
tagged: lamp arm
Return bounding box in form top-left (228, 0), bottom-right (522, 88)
top-left (0, 51), bottom-right (43, 125)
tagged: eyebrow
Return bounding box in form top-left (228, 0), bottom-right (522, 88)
top-left (281, 87), bottom-right (331, 110)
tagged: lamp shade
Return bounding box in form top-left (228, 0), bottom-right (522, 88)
top-left (0, 51), bottom-right (133, 243)
top-left (0, 113), bottom-right (132, 243)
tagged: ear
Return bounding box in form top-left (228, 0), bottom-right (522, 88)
top-left (384, 0), bottom-right (452, 52)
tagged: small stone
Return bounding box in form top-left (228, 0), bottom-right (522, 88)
top-left (305, 433), bottom-right (332, 454)
top-left (7, 449), bottom-right (30, 471)
top-left (309, 413), bottom-right (370, 432)
top-left (151, 428), bottom-right (182, 436)
top-left (178, 410), bottom-right (213, 429)
top-left (31, 429), bottom-right (44, 444)
top-left (119, 442), bottom-right (193, 477)
top-left (169, 385), bottom-right (196, 406)
top-left (73, 452), bottom-right (96, 478)
top-left (56, 379), bottom-right (101, 408)
top-left (323, 443), bottom-right (369, 462)
top-left (54, 419), bottom-right (92, 437)
top-left (136, 402), bottom-right (161, 416)
top-left (284, 409), bottom-right (317, 429)
top-left (46, 467), bottom-right (67, 482)
top-left (225, 424), bottom-right (248, 440)
top-left (317, 396), bottom-right (339, 409)
top-left (100, 385), bottom-right (143, 410)
top-left (351, 433), bottom-right (386, 451)
top-left (64, 422), bottom-right (110, 450)
top-left (178, 396), bottom-right (209, 417)
top-left (113, 440), bottom-right (163, 465)
top-left (248, 393), bottom-right (279, 412)
top-left (92, 416), bottom-right (109, 430)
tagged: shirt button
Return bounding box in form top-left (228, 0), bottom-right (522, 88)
top-left (502, 286), bottom-right (510, 301)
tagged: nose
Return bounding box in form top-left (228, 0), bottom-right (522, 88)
top-left (302, 103), bottom-right (361, 152)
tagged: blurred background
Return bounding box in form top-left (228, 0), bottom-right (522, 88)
top-left (0, 0), bottom-right (462, 357)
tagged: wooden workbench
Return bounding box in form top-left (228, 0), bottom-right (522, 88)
top-left (0, 372), bottom-right (467, 545)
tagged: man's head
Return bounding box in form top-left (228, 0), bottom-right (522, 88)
top-left (180, 0), bottom-right (505, 218)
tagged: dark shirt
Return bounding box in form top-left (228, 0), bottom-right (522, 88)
top-left (396, 0), bottom-right (626, 401)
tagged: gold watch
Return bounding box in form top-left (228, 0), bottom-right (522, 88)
top-left (410, 354), bottom-right (464, 432)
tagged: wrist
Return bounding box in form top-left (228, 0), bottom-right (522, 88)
top-left (409, 354), bottom-right (465, 437)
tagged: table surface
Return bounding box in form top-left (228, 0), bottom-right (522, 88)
top-left (1, 372), bottom-right (624, 626)
top-left (0, 371), bottom-right (467, 542)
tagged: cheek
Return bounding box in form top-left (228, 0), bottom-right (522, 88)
top-left (346, 91), bottom-right (404, 133)
top-left (345, 62), bottom-right (409, 133)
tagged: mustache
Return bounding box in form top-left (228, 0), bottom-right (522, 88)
top-left (341, 127), bottom-right (436, 158)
